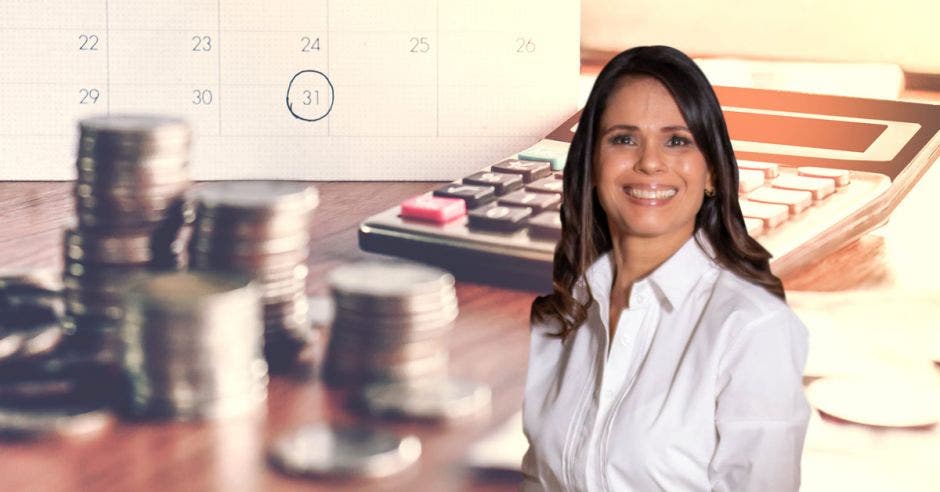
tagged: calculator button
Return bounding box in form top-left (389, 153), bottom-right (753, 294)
top-left (554, 172), bottom-right (564, 180)
top-left (738, 169), bottom-right (765, 193)
top-left (463, 171), bottom-right (524, 195)
top-left (771, 175), bottom-right (835, 201)
top-left (737, 160), bottom-right (780, 178)
top-left (798, 166), bottom-right (851, 187)
top-left (746, 187), bottom-right (812, 214)
top-left (518, 140), bottom-right (569, 171)
top-left (741, 200), bottom-right (789, 228)
top-left (400, 194), bottom-right (466, 224)
top-left (525, 177), bottom-right (564, 194)
top-left (468, 204), bottom-right (532, 232)
top-left (498, 190), bottom-right (561, 213)
top-left (491, 159), bottom-right (552, 183)
top-left (548, 201), bottom-right (562, 211)
top-left (433, 184), bottom-right (496, 208)
top-left (744, 217), bottom-right (765, 237)
top-left (528, 211), bottom-right (562, 240)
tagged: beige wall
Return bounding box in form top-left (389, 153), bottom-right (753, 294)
top-left (582, 0), bottom-right (940, 73)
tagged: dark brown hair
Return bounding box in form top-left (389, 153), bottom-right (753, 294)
top-left (531, 45), bottom-right (785, 339)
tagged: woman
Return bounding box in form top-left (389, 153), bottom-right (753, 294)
top-left (522, 46), bottom-right (810, 491)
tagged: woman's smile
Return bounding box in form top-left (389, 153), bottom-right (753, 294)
top-left (622, 184), bottom-right (678, 203)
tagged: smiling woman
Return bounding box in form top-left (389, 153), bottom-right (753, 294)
top-left (522, 46), bottom-right (811, 491)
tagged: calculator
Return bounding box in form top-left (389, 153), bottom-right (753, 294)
top-left (359, 86), bottom-right (940, 291)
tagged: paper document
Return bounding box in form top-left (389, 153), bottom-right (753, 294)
top-left (0, 1), bottom-right (580, 180)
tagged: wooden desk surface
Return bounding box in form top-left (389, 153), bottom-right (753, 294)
top-left (1, 160), bottom-right (939, 490)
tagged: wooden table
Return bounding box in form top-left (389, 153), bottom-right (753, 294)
top-left (1, 169), bottom-right (938, 490)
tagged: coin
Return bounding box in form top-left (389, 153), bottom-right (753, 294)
top-left (78, 114), bottom-right (191, 160)
top-left (0, 268), bottom-right (62, 294)
top-left (328, 261), bottom-right (455, 300)
top-left (806, 371), bottom-right (940, 428)
top-left (359, 378), bottom-right (492, 422)
top-left (0, 403), bottom-right (114, 438)
top-left (268, 424), bottom-right (421, 479)
top-left (190, 181), bottom-right (318, 217)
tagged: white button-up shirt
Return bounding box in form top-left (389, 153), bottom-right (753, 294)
top-left (522, 234), bottom-right (810, 491)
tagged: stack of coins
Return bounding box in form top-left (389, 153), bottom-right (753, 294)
top-left (187, 182), bottom-right (318, 371)
top-left (323, 261), bottom-right (493, 421)
top-left (119, 271), bottom-right (268, 420)
top-left (323, 261), bottom-right (458, 388)
top-left (66, 115), bottom-right (192, 344)
top-left (1, 270), bottom-right (115, 439)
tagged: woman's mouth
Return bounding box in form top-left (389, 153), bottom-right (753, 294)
top-left (623, 185), bottom-right (677, 201)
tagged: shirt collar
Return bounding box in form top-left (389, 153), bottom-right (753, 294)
top-left (582, 230), bottom-right (717, 314)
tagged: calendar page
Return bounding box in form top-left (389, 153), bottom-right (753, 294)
top-left (0, 1), bottom-right (580, 180)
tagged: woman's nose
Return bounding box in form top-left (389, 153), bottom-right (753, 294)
top-left (633, 147), bottom-right (666, 175)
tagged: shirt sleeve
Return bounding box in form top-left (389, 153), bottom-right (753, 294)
top-left (708, 308), bottom-right (811, 492)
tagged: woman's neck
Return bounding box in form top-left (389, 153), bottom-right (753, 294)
top-left (609, 230), bottom-right (692, 300)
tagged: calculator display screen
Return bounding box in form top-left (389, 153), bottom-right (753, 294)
top-left (723, 111), bottom-right (886, 152)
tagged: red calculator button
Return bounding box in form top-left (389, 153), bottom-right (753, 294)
top-left (400, 194), bottom-right (466, 223)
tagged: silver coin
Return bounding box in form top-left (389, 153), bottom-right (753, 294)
top-left (328, 260), bottom-right (454, 299)
top-left (193, 213), bottom-right (310, 240)
top-left (359, 378), bottom-right (492, 421)
top-left (64, 228), bottom-right (155, 265)
top-left (0, 268), bottom-right (62, 294)
top-left (332, 303), bottom-right (458, 331)
top-left (0, 403), bottom-right (114, 438)
top-left (268, 424), bottom-right (421, 479)
top-left (190, 181), bottom-right (319, 216)
top-left (190, 232), bottom-right (309, 256)
top-left (78, 114), bottom-right (191, 154)
top-left (18, 323), bottom-right (66, 359)
top-left (0, 332), bottom-right (26, 361)
top-left (328, 320), bottom-right (453, 346)
top-left (331, 289), bottom-right (457, 316)
top-left (76, 154), bottom-right (189, 174)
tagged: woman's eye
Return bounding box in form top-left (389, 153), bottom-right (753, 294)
top-left (610, 134), bottom-right (635, 145)
top-left (667, 135), bottom-right (692, 147)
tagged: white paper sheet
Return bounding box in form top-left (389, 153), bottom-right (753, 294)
top-left (0, 0), bottom-right (580, 180)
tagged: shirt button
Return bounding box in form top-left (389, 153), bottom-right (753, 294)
top-left (635, 293), bottom-right (648, 305)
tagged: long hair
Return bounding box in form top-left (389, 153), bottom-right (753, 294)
top-left (531, 45), bottom-right (785, 339)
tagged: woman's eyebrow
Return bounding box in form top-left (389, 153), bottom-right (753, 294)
top-left (601, 124), bottom-right (690, 134)
top-left (660, 125), bottom-right (690, 132)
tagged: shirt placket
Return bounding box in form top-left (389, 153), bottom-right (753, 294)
top-left (585, 284), bottom-right (654, 491)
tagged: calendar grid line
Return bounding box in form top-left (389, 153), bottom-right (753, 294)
top-left (105, 0), bottom-right (111, 114)
top-left (327, 0), bottom-right (331, 137)
top-left (217, 0), bottom-right (222, 136)
top-left (436, 0), bottom-right (440, 137)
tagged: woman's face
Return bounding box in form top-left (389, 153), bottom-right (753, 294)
top-left (593, 75), bottom-right (712, 246)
